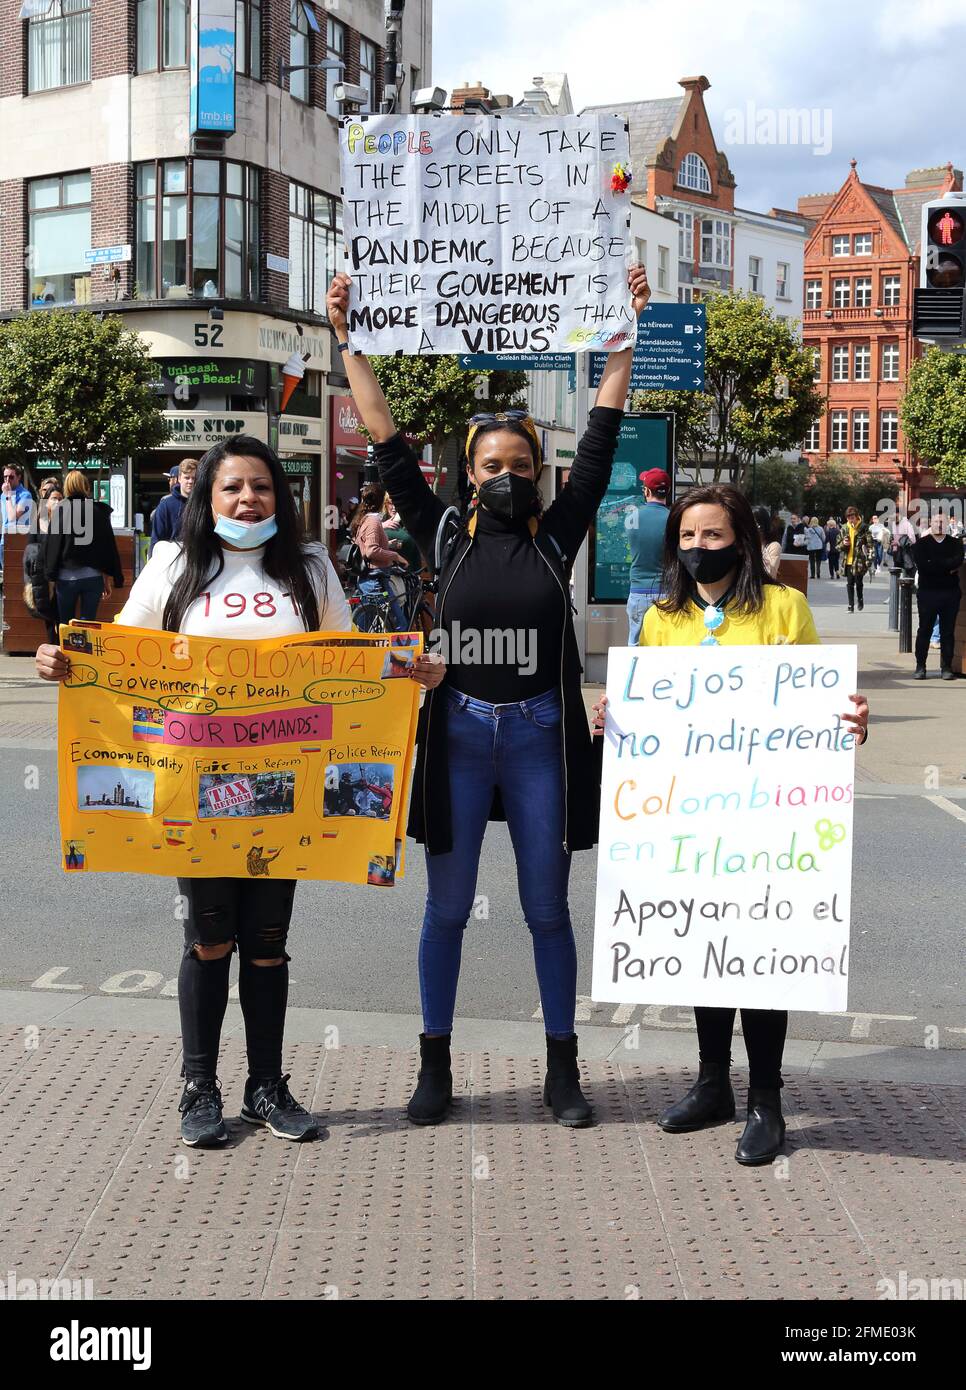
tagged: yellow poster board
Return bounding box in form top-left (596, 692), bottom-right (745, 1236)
top-left (57, 622), bottom-right (423, 885)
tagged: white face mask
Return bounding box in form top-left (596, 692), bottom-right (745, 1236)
top-left (213, 513), bottom-right (278, 548)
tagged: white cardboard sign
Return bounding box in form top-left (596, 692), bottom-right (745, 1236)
top-left (592, 645), bottom-right (858, 1013)
top-left (339, 112), bottom-right (636, 357)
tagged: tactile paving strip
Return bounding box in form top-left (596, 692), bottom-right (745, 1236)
top-left (0, 1025), bottom-right (962, 1300)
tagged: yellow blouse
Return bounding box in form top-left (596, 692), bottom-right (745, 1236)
top-left (640, 584), bottom-right (820, 647)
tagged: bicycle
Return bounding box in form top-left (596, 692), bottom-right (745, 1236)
top-left (348, 564), bottom-right (435, 636)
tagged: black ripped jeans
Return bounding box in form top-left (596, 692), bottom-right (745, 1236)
top-left (177, 876), bottom-right (297, 1083)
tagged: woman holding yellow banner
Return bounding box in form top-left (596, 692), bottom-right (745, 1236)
top-left (327, 263), bottom-right (650, 1129)
top-left (592, 484), bottom-right (869, 1164)
top-left (36, 436), bottom-right (444, 1149)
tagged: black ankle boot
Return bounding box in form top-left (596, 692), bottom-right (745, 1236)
top-left (407, 1033), bottom-right (453, 1125)
top-left (735, 1087), bottom-right (786, 1165)
top-left (543, 1033), bottom-right (593, 1127)
top-left (658, 1061), bottom-right (736, 1132)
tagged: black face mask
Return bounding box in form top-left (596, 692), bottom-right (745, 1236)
top-left (476, 472), bottom-right (538, 522)
top-left (677, 543), bottom-right (739, 584)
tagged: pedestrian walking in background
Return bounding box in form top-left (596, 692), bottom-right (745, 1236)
top-left (912, 512), bottom-right (964, 680)
top-left (1, 462), bottom-right (34, 575)
top-left (327, 263), bottom-right (649, 1130)
top-left (805, 516), bottom-right (825, 579)
top-left (591, 484), bottom-right (869, 1164)
top-left (36, 436), bottom-right (443, 1148)
top-left (879, 518), bottom-right (893, 568)
top-left (42, 470), bottom-right (124, 624)
top-left (351, 482), bottom-right (409, 631)
top-left (382, 489), bottom-right (422, 571)
top-left (869, 514), bottom-right (884, 573)
top-left (753, 505), bottom-right (781, 578)
top-left (626, 467), bottom-right (671, 643)
top-left (825, 517), bottom-right (841, 577)
top-left (150, 458), bottom-right (196, 553)
top-left (23, 477), bottom-right (63, 642)
top-left (838, 506), bottom-right (874, 612)
top-left (780, 511), bottom-right (806, 554)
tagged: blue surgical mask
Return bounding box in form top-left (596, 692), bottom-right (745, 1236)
top-left (213, 513), bottom-right (277, 548)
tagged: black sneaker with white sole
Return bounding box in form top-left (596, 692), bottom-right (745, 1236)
top-left (178, 1077), bottom-right (229, 1147)
top-left (241, 1074), bottom-right (319, 1141)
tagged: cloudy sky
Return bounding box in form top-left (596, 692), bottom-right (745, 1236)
top-left (431, 0), bottom-right (966, 212)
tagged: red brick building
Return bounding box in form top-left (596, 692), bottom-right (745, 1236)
top-left (584, 75), bottom-right (737, 302)
top-left (798, 161), bottom-right (963, 503)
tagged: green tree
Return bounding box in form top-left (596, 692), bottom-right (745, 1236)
top-left (634, 291), bottom-right (823, 487)
top-left (747, 455), bottom-right (805, 512)
top-left (628, 385), bottom-right (715, 462)
top-left (367, 355), bottom-right (527, 484)
top-left (900, 347), bottom-right (966, 488)
top-left (802, 458), bottom-right (863, 520)
top-left (800, 459), bottom-right (899, 522)
top-left (0, 310), bottom-right (168, 469)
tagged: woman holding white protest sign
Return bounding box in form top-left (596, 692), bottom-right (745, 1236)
top-left (327, 262), bottom-right (650, 1128)
top-left (36, 435), bottom-right (445, 1149)
top-left (592, 483), bottom-right (869, 1164)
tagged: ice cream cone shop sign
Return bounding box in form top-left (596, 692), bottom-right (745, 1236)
top-left (190, 0), bottom-right (236, 135)
top-left (280, 352), bottom-right (310, 412)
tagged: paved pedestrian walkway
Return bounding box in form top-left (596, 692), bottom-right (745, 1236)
top-left (0, 995), bottom-right (962, 1301)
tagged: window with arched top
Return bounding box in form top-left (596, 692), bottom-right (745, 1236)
top-left (678, 152), bottom-right (711, 193)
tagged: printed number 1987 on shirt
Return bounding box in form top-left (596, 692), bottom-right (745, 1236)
top-left (198, 592), bottom-right (301, 619)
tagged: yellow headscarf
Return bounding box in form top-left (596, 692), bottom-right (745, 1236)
top-left (465, 412), bottom-right (543, 480)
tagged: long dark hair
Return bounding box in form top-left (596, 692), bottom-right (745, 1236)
top-left (349, 483), bottom-right (386, 536)
top-left (658, 483), bottom-right (780, 617)
top-left (161, 435), bottom-right (326, 632)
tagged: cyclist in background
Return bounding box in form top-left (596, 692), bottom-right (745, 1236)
top-left (350, 483), bottom-right (408, 631)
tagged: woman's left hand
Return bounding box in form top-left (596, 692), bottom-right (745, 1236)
top-left (629, 262), bottom-right (651, 316)
top-left (411, 653), bottom-right (446, 690)
top-left (842, 692), bottom-right (869, 745)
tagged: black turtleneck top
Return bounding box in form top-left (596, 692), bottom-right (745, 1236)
top-left (442, 503), bottom-right (564, 703)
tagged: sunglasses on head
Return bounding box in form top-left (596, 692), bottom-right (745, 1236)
top-left (469, 410), bottom-right (533, 426)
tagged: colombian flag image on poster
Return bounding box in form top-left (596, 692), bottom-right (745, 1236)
top-left (56, 622), bottom-right (423, 885)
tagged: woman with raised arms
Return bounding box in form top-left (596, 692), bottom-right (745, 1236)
top-left (36, 437), bottom-right (444, 1148)
top-left (326, 263), bottom-right (650, 1128)
top-left (593, 484), bottom-right (869, 1164)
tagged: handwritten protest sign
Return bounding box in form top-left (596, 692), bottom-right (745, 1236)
top-left (57, 623), bottom-right (423, 885)
top-left (592, 645), bottom-right (858, 1012)
top-left (339, 113), bottom-right (636, 357)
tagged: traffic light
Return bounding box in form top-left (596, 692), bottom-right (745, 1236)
top-left (914, 196), bottom-right (966, 340)
top-left (923, 202), bottom-right (966, 287)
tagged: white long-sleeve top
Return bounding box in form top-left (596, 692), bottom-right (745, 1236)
top-left (116, 540), bottom-right (351, 639)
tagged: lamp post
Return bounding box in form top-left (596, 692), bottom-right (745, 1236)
top-left (278, 57), bottom-right (345, 94)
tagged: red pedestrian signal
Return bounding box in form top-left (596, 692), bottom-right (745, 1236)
top-left (916, 197), bottom-right (966, 340)
top-left (924, 202), bottom-right (966, 288)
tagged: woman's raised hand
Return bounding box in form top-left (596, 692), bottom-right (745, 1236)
top-left (326, 273), bottom-right (352, 338)
top-left (629, 263), bottom-right (651, 316)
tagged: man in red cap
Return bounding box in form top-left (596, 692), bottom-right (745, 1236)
top-left (626, 467), bottom-right (671, 644)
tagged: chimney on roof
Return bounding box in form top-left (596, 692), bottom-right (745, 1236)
top-left (450, 81), bottom-right (494, 113)
top-left (904, 164), bottom-right (964, 191)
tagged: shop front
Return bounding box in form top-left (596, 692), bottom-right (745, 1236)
top-left (120, 306), bottom-right (331, 537)
top-left (330, 393), bottom-right (369, 524)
